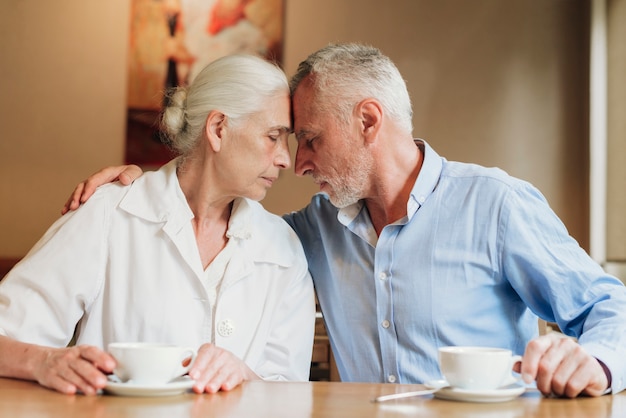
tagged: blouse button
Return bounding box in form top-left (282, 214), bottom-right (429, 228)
top-left (217, 319), bottom-right (235, 337)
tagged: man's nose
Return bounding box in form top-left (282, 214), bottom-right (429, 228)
top-left (294, 145), bottom-right (311, 176)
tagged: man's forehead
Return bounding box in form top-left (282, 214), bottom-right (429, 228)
top-left (292, 81), bottom-right (325, 133)
top-left (292, 86), bottom-right (313, 108)
top-left (293, 105), bottom-right (322, 134)
top-left (293, 100), bottom-right (318, 130)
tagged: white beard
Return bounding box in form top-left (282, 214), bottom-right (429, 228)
top-left (325, 153), bottom-right (372, 209)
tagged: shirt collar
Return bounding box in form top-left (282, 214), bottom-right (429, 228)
top-left (336, 139), bottom-right (444, 227)
top-left (118, 158), bottom-right (191, 224)
top-left (407, 139), bottom-right (443, 219)
top-left (119, 159), bottom-right (294, 267)
top-left (226, 198), bottom-right (253, 240)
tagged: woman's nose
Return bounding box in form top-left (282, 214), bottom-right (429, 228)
top-left (275, 138), bottom-right (291, 169)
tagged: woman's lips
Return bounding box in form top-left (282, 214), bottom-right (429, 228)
top-left (261, 176), bottom-right (277, 187)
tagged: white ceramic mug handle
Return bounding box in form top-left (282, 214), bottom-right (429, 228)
top-left (502, 354), bottom-right (524, 386)
top-left (177, 348), bottom-right (197, 376)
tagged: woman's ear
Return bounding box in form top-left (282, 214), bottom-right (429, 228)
top-left (356, 99), bottom-right (383, 143)
top-left (205, 110), bottom-right (227, 152)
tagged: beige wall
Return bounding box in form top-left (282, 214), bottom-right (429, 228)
top-left (0, 2), bottom-right (129, 256)
top-left (0, 0), bottom-right (595, 258)
top-left (607, 0), bottom-right (626, 261)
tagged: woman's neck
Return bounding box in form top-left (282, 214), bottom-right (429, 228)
top-left (177, 154), bottom-right (234, 269)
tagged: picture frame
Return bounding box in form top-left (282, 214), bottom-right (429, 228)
top-left (125, 0), bottom-right (285, 166)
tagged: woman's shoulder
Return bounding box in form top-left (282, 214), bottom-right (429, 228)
top-left (233, 198), bottom-right (306, 266)
top-left (238, 198), bottom-right (295, 234)
top-left (78, 182), bottom-right (129, 213)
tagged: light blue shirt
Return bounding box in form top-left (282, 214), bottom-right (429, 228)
top-left (284, 140), bottom-right (626, 393)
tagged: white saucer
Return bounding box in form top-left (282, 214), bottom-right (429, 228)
top-left (104, 375), bottom-right (195, 397)
top-left (425, 380), bottom-right (526, 403)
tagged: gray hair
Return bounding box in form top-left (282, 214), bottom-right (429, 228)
top-left (290, 43), bottom-right (413, 133)
top-left (161, 54), bottom-right (289, 156)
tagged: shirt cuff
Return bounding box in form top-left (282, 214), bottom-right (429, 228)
top-left (597, 358), bottom-right (612, 395)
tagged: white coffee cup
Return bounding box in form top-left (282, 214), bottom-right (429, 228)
top-left (438, 346), bottom-right (522, 390)
top-left (108, 342), bottom-right (197, 385)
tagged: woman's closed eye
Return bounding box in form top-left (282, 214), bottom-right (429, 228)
top-left (268, 128), bottom-right (290, 142)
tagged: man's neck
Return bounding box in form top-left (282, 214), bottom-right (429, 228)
top-left (365, 140), bottom-right (423, 236)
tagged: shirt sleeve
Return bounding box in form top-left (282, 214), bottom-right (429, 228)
top-left (499, 180), bottom-right (626, 393)
top-left (0, 191), bottom-right (110, 347)
top-left (257, 252), bottom-right (316, 382)
top-left (282, 194), bottom-right (330, 260)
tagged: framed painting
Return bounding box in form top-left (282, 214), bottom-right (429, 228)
top-left (125, 0), bottom-right (285, 166)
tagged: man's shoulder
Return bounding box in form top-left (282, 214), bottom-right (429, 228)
top-left (282, 193), bottom-right (339, 235)
top-left (290, 193), bottom-right (338, 219)
top-left (441, 160), bottom-right (526, 189)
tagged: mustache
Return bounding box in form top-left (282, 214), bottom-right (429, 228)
top-left (311, 174), bottom-right (328, 184)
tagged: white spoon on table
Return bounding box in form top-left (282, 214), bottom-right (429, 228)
top-left (372, 380), bottom-right (449, 403)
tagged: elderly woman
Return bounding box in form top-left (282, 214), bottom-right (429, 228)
top-left (0, 55), bottom-right (315, 395)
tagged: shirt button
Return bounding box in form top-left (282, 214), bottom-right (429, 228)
top-left (217, 319), bottom-right (235, 337)
top-left (381, 320), bottom-right (390, 329)
top-left (388, 375), bottom-right (397, 383)
top-left (378, 272), bottom-right (387, 281)
top-left (418, 196), bottom-right (426, 203)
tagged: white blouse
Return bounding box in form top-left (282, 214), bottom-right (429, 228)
top-left (0, 160), bottom-right (315, 381)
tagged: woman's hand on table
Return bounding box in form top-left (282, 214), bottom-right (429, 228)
top-left (62, 165), bottom-right (143, 215)
top-left (188, 343), bottom-right (259, 393)
top-left (32, 344), bottom-right (116, 396)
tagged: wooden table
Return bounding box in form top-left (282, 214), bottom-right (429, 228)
top-left (0, 377), bottom-right (623, 417)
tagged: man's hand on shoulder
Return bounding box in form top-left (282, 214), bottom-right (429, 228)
top-left (62, 165), bottom-right (144, 214)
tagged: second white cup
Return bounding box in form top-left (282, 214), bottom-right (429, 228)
top-left (438, 346), bottom-right (522, 390)
top-left (108, 342), bottom-right (197, 385)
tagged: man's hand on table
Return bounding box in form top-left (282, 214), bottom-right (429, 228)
top-left (516, 333), bottom-right (609, 398)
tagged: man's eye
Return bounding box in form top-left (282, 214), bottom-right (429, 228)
top-left (296, 134), bottom-right (317, 148)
